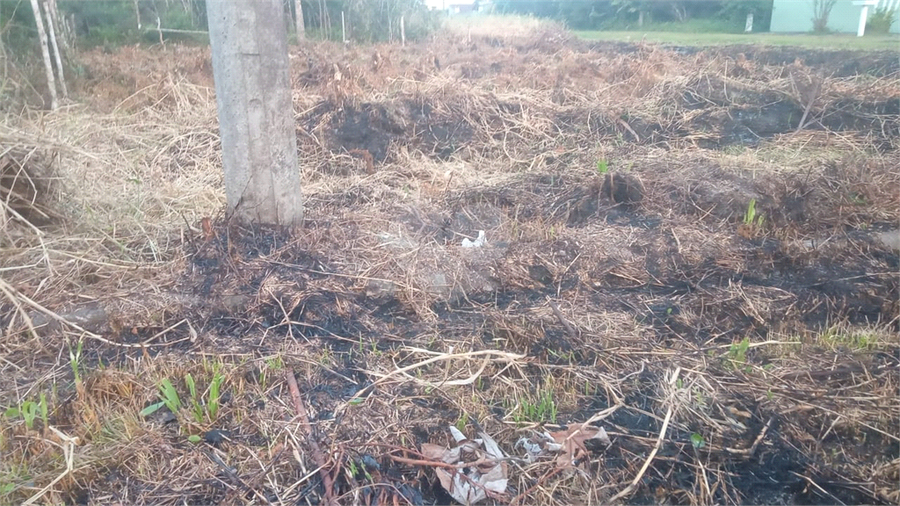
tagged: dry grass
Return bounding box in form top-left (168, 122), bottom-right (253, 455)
top-left (1, 23), bottom-right (898, 506)
top-left (442, 14), bottom-right (566, 40)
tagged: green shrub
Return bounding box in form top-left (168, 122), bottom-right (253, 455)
top-left (867, 7), bottom-right (895, 34)
top-left (344, 0), bottom-right (442, 43)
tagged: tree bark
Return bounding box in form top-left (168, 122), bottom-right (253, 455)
top-left (206, 0), bottom-right (304, 227)
top-left (319, 0), bottom-right (329, 39)
top-left (43, 0), bottom-right (67, 99)
top-left (47, 0), bottom-right (69, 52)
top-left (294, 0), bottom-right (305, 38)
top-left (29, 0), bottom-right (57, 110)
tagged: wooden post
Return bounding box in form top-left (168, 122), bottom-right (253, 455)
top-left (400, 15), bottom-right (405, 46)
top-left (43, 0), bottom-right (67, 99)
top-left (206, 0), bottom-right (304, 227)
top-left (341, 10), bottom-right (346, 42)
top-left (29, 0), bottom-right (57, 110)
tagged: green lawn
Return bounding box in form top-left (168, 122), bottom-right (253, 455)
top-left (575, 30), bottom-right (900, 51)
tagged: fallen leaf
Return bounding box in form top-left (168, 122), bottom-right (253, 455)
top-left (548, 423), bottom-right (610, 470)
top-left (516, 423), bottom-right (610, 470)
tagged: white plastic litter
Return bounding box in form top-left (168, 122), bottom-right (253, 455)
top-left (461, 230), bottom-right (486, 248)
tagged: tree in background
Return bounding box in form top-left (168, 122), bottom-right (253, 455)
top-left (494, 0), bottom-right (773, 31)
top-left (717, 0), bottom-right (773, 32)
top-left (811, 0), bottom-right (837, 32)
top-left (53, 0), bottom-right (207, 46)
top-left (611, 0), bottom-right (651, 27)
top-left (342, 0), bottom-right (440, 43)
top-left (866, 6), bottom-right (896, 33)
top-left (293, 0), bottom-right (305, 38)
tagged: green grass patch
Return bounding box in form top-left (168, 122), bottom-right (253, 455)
top-left (512, 386), bottom-right (558, 424)
top-left (817, 328), bottom-right (884, 351)
top-left (575, 30), bottom-right (900, 50)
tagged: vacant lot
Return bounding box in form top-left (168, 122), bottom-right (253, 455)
top-left (1, 27), bottom-right (898, 505)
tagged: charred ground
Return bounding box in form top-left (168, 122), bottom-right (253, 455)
top-left (1, 28), bottom-right (899, 506)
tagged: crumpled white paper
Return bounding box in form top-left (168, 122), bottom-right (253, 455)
top-left (461, 231), bottom-right (486, 248)
top-left (421, 426), bottom-right (508, 505)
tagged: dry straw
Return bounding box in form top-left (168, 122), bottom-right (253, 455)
top-left (1, 18), bottom-right (898, 506)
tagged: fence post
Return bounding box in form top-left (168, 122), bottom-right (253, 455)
top-left (400, 15), bottom-right (405, 46)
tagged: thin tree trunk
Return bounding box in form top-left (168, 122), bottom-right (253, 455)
top-left (68, 13), bottom-right (77, 50)
top-left (29, 0), bottom-right (58, 110)
top-left (294, 0), bottom-right (305, 37)
top-left (134, 0), bottom-right (142, 30)
top-left (0, 29), bottom-right (6, 85)
top-left (327, 0), bottom-right (333, 40)
top-left (43, 0), bottom-right (67, 99)
top-left (47, 0), bottom-right (69, 52)
top-left (318, 0), bottom-right (326, 38)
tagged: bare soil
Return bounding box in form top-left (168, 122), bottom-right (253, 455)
top-left (1, 31), bottom-right (898, 506)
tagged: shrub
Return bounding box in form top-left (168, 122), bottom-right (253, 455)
top-left (866, 7), bottom-right (895, 34)
top-left (811, 0), bottom-right (837, 33)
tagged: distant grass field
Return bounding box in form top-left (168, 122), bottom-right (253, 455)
top-left (575, 30), bottom-right (900, 50)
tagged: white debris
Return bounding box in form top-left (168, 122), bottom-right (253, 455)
top-left (461, 230), bottom-right (486, 248)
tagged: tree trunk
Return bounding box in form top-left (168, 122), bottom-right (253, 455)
top-left (43, 0), bottom-right (67, 99)
top-left (206, 0), bottom-right (304, 227)
top-left (319, 0), bottom-right (330, 39)
top-left (133, 0), bottom-right (142, 29)
top-left (29, 0), bottom-right (58, 110)
top-left (47, 0), bottom-right (69, 52)
top-left (294, 0), bottom-right (305, 37)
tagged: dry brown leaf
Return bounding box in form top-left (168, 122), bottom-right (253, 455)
top-left (548, 423), bottom-right (610, 470)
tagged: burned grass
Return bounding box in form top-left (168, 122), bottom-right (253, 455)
top-left (1, 28), bottom-right (899, 506)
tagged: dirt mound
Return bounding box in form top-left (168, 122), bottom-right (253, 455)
top-left (711, 45), bottom-right (900, 77)
top-left (589, 41), bottom-right (900, 77)
top-left (302, 99), bottom-right (473, 163)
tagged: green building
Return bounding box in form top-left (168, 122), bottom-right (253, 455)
top-left (770, 0), bottom-right (900, 33)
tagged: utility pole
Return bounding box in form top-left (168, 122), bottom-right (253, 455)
top-left (206, 0), bottom-right (304, 227)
